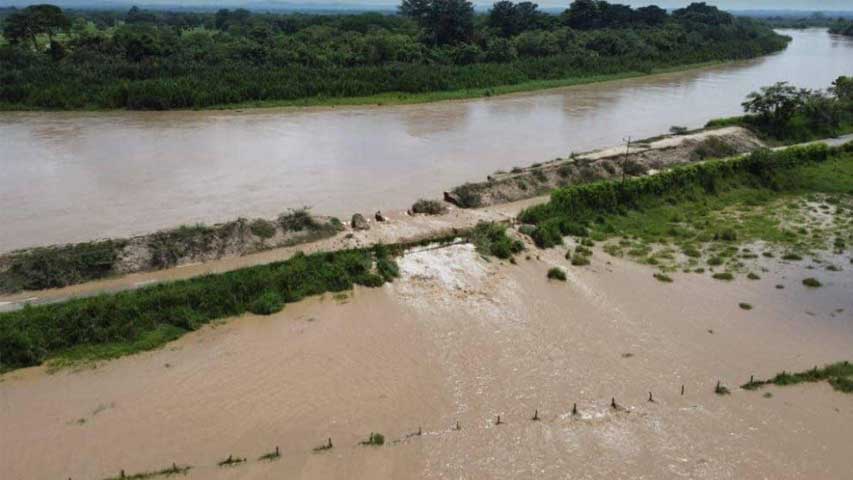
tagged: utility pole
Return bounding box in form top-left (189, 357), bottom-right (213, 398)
top-left (621, 136), bottom-right (632, 183)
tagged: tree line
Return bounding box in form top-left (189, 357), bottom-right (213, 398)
top-left (0, 1), bottom-right (789, 110)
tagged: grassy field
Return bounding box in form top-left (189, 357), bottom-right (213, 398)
top-left (520, 143), bottom-right (853, 279)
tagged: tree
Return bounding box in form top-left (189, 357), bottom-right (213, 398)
top-left (742, 82), bottom-right (807, 132)
top-left (3, 4), bottom-right (70, 50)
top-left (489, 1), bottom-right (519, 37)
top-left (831, 76), bottom-right (853, 103)
top-left (400, 0), bottom-right (474, 45)
top-left (672, 2), bottom-right (733, 26)
top-left (636, 5), bottom-right (668, 26)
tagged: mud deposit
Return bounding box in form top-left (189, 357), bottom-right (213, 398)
top-left (2, 242), bottom-right (851, 479)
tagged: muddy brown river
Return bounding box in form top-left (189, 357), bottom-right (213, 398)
top-left (2, 29), bottom-right (853, 252)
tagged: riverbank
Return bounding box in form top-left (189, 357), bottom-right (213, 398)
top-left (0, 126), bottom-right (765, 296)
top-left (203, 61), bottom-right (729, 111)
top-left (2, 141), bottom-right (851, 372)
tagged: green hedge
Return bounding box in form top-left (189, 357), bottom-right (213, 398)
top-left (519, 144), bottom-right (838, 248)
top-left (0, 246), bottom-right (395, 372)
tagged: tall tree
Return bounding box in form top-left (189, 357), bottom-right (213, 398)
top-left (400, 0), bottom-right (474, 45)
top-left (3, 4), bottom-right (70, 49)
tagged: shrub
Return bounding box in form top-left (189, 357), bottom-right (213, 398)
top-left (571, 255), bottom-right (591, 266)
top-left (451, 183), bottom-right (483, 208)
top-left (278, 208), bottom-right (318, 232)
top-left (653, 273), bottom-right (673, 283)
top-left (411, 199), bottom-right (448, 215)
top-left (470, 222), bottom-right (523, 259)
top-left (0, 240), bottom-right (125, 292)
top-left (739, 302), bottom-right (753, 310)
top-left (802, 277), bottom-right (822, 287)
top-left (361, 433), bottom-right (385, 446)
top-left (249, 290), bottom-right (285, 315)
top-left (747, 272), bottom-right (760, 280)
top-left (250, 219), bottom-right (277, 239)
top-left (670, 126), bottom-right (689, 135)
top-left (547, 267), bottom-right (567, 281)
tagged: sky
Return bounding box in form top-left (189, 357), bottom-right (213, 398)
top-left (1, 0), bottom-right (851, 11)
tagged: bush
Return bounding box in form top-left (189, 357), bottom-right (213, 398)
top-left (802, 277), bottom-right (822, 287)
top-left (571, 255), bottom-right (590, 266)
top-left (250, 219), bottom-right (277, 239)
top-left (411, 199), bottom-right (448, 215)
top-left (278, 208), bottom-right (318, 232)
top-left (361, 432), bottom-right (385, 446)
top-left (451, 183), bottom-right (483, 208)
top-left (0, 240), bottom-right (125, 292)
top-left (712, 272), bottom-right (734, 281)
top-left (547, 267), bottom-right (567, 281)
top-left (653, 273), bottom-right (673, 283)
top-left (470, 222), bottom-right (524, 259)
top-left (249, 290), bottom-right (284, 315)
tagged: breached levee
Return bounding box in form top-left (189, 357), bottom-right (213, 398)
top-left (444, 126), bottom-right (765, 208)
top-left (0, 210), bottom-right (342, 294)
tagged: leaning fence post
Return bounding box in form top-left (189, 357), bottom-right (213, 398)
top-left (572, 403), bottom-right (578, 416)
top-left (681, 384), bottom-right (685, 395)
top-left (532, 409), bottom-right (539, 421)
top-left (611, 397), bottom-right (617, 409)
top-left (648, 392), bottom-right (654, 402)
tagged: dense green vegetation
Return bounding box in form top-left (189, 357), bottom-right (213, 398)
top-left (520, 142), bottom-right (853, 278)
top-left (0, 245), bottom-right (398, 372)
top-left (707, 76), bottom-right (853, 143)
top-left (829, 19), bottom-right (853, 36)
top-left (742, 361), bottom-right (853, 394)
top-left (471, 221), bottom-right (524, 259)
top-left (519, 141), bottom-right (850, 247)
top-left (0, 2), bottom-right (788, 110)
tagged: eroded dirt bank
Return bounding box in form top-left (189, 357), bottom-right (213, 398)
top-left (445, 126), bottom-right (765, 207)
top-left (2, 242), bottom-right (851, 480)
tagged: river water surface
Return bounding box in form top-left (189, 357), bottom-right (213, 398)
top-left (2, 29), bottom-right (852, 252)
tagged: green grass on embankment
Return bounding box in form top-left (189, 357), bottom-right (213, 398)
top-left (519, 142), bottom-right (853, 249)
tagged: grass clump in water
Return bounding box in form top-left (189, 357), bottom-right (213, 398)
top-left (712, 272), bottom-right (735, 281)
top-left (547, 268), bottom-right (567, 281)
top-left (653, 273), bottom-right (673, 283)
top-left (802, 277), bottom-right (822, 287)
top-left (259, 447), bottom-right (281, 461)
top-left (742, 361), bottom-right (853, 394)
top-left (217, 455), bottom-right (246, 467)
top-left (360, 432), bottom-right (385, 446)
top-left (101, 463), bottom-right (191, 480)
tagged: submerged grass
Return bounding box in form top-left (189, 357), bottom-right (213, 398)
top-left (742, 361), bottom-right (853, 394)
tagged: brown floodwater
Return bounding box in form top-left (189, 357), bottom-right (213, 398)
top-left (1, 244), bottom-right (851, 480)
top-left (2, 29), bottom-right (853, 252)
